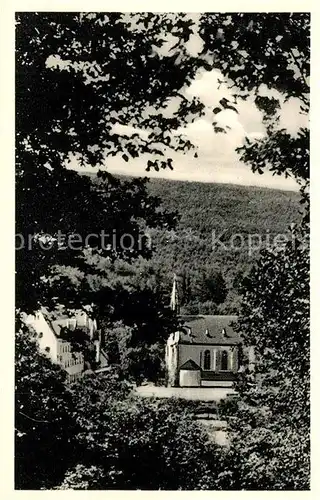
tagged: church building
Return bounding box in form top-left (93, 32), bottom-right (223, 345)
top-left (166, 275), bottom-right (248, 388)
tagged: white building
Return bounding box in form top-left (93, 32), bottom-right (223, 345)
top-left (24, 308), bottom-right (108, 383)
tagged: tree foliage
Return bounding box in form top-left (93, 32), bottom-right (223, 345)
top-left (16, 12), bottom-right (198, 313)
top-left (217, 223), bottom-right (309, 489)
top-left (58, 390), bottom-right (222, 490)
top-left (16, 12), bottom-right (310, 314)
top-left (15, 318), bottom-right (75, 489)
top-left (16, 328), bottom-right (223, 491)
top-left (197, 13), bottom-right (310, 490)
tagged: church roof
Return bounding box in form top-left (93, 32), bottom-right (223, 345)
top-left (178, 315), bottom-right (240, 345)
top-left (179, 359), bottom-right (201, 371)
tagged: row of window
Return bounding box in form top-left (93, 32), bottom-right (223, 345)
top-left (58, 342), bottom-right (70, 354)
top-left (202, 349), bottom-right (232, 371)
top-left (166, 344), bottom-right (236, 371)
top-left (67, 372), bottom-right (82, 384)
top-left (57, 355), bottom-right (82, 368)
top-left (44, 347), bottom-right (83, 369)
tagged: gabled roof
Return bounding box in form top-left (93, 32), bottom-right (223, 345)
top-left (179, 359), bottom-right (201, 371)
top-left (40, 308), bottom-right (92, 338)
top-left (178, 315), bottom-right (240, 345)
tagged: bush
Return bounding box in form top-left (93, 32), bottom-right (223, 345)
top-left (59, 392), bottom-right (224, 490)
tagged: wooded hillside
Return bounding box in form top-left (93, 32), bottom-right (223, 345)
top-left (87, 172), bottom-right (301, 314)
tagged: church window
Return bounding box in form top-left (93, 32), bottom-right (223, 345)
top-left (221, 350), bottom-right (229, 371)
top-left (203, 350), bottom-right (211, 370)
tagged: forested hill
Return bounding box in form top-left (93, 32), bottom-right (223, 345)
top-left (147, 177), bottom-right (300, 238)
top-left (85, 172), bottom-right (301, 314)
top-left (146, 178), bottom-right (300, 313)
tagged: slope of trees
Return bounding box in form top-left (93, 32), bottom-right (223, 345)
top-left (139, 177), bottom-right (300, 313)
top-left (88, 172), bottom-right (300, 314)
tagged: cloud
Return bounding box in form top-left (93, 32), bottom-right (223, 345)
top-left (278, 97), bottom-right (309, 136)
top-left (257, 83), bottom-right (283, 101)
top-left (214, 109), bottom-right (244, 134)
top-left (247, 131), bottom-right (265, 140)
top-left (176, 118), bottom-right (216, 151)
top-left (256, 85), bottom-right (308, 136)
top-left (101, 153), bottom-right (299, 192)
top-left (175, 116), bottom-right (244, 160)
top-left (67, 66), bottom-right (301, 192)
top-left (184, 69), bottom-right (265, 140)
top-left (185, 34), bottom-right (204, 57)
top-left (111, 123), bottom-right (149, 140)
top-left (185, 69), bottom-right (233, 107)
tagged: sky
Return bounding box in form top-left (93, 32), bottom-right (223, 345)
top-left (68, 16), bottom-right (308, 192)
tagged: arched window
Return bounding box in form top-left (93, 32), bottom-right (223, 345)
top-left (203, 350), bottom-right (211, 370)
top-left (221, 350), bottom-right (229, 371)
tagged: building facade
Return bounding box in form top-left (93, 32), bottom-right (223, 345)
top-left (24, 308), bottom-right (108, 383)
top-left (166, 314), bottom-right (242, 387)
top-left (165, 274), bottom-right (254, 388)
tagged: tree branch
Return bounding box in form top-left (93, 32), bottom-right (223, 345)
top-left (279, 17), bottom-right (309, 107)
top-left (19, 411), bottom-right (50, 424)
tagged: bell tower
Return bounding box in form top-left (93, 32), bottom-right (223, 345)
top-left (170, 273), bottom-right (180, 314)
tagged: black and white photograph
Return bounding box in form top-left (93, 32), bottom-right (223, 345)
top-left (13, 8), bottom-right (310, 491)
